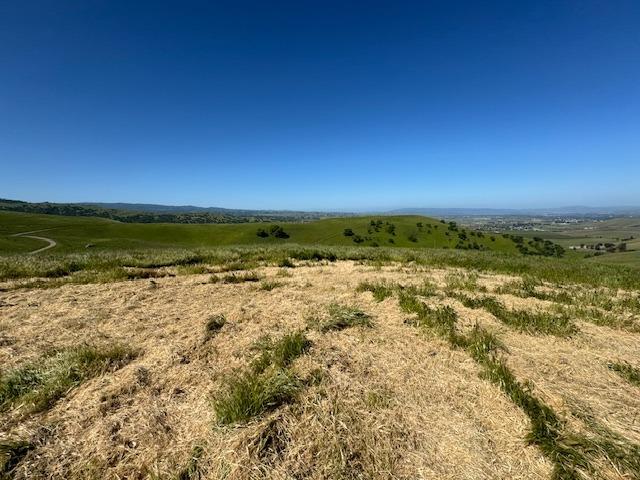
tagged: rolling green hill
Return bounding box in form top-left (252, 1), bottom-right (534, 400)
top-left (0, 211), bottom-right (537, 255)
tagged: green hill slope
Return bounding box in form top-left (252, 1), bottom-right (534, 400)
top-left (0, 211), bottom-right (545, 255)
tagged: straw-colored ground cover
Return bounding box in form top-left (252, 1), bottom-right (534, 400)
top-left (1, 260), bottom-right (638, 479)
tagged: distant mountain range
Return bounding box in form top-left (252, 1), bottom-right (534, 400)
top-left (2, 198), bottom-right (639, 223)
top-left (0, 199), bottom-right (349, 224)
top-left (387, 206), bottom-right (640, 217)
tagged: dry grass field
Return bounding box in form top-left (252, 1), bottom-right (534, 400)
top-left (1, 259), bottom-right (639, 479)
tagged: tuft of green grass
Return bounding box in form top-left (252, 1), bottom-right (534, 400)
top-left (356, 281), bottom-right (395, 302)
top-left (204, 314), bottom-right (226, 341)
top-left (251, 331), bottom-right (312, 374)
top-left (278, 258), bottom-right (295, 268)
top-left (0, 345), bottom-right (138, 414)
top-left (444, 271), bottom-right (486, 292)
top-left (213, 369), bottom-right (301, 425)
top-left (221, 271), bottom-right (262, 283)
top-left (259, 280), bottom-right (284, 291)
top-left (607, 361), bottom-right (640, 386)
top-left (0, 440), bottom-right (34, 478)
top-left (309, 304), bottom-right (373, 332)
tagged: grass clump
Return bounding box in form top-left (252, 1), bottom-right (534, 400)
top-left (214, 331), bottom-right (311, 425)
top-left (278, 258), bottom-right (295, 268)
top-left (309, 304), bottom-right (373, 332)
top-left (607, 361), bottom-right (640, 386)
top-left (0, 345), bottom-right (137, 414)
top-left (356, 280), bottom-right (395, 302)
top-left (260, 280), bottom-right (284, 291)
top-left (204, 314), bottom-right (226, 341)
top-left (444, 271), bottom-right (486, 292)
top-left (221, 271), bottom-right (262, 283)
top-left (251, 331), bottom-right (312, 374)
top-left (214, 369), bottom-right (301, 425)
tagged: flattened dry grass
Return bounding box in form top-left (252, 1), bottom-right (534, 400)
top-left (0, 440), bottom-right (34, 478)
top-left (454, 293), bottom-right (578, 337)
top-left (607, 361), bottom-right (640, 386)
top-left (0, 345), bottom-right (137, 415)
top-left (307, 304), bottom-right (373, 332)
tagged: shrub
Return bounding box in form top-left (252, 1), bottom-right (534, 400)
top-left (343, 228), bottom-right (354, 237)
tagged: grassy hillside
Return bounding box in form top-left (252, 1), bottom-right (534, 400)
top-left (0, 198), bottom-right (334, 224)
top-left (0, 211), bottom-right (528, 255)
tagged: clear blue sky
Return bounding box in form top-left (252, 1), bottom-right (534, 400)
top-left (1, 1), bottom-right (639, 211)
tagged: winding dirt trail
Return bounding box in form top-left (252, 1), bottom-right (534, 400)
top-left (11, 229), bottom-right (58, 254)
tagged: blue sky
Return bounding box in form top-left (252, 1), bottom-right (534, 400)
top-left (1, 1), bottom-right (639, 210)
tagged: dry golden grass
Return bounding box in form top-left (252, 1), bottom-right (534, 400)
top-left (1, 261), bottom-right (639, 479)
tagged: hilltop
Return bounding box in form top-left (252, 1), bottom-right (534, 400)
top-left (0, 211), bottom-right (563, 257)
top-left (0, 198), bottom-right (345, 224)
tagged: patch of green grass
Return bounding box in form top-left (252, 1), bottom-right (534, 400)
top-left (0, 345), bottom-right (138, 414)
top-left (204, 314), bottom-right (226, 341)
top-left (2, 238), bottom-right (640, 292)
top-left (259, 280), bottom-right (284, 291)
top-left (444, 271), bottom-right (486, 292)
top-left (221, 271), bottom-right (262, 283)
top-left (251, 331), bottom-right (311, 374)
top-left (278, 258), bottom-right (295, 268)
top-left (0, 440), bottom-right (34, 478)
top-left (309, 304), bottom-right (373, 332)
top-left (176, 264), bottom-right (213, 275)
top-left (357, 279), bottom-right (438, 303)
top-left (356, 281), bottom-right (395, 302)
top-left (213, 369), bottom-right (301, 425)
top-left (607, 361), bottom-right (640, 387)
